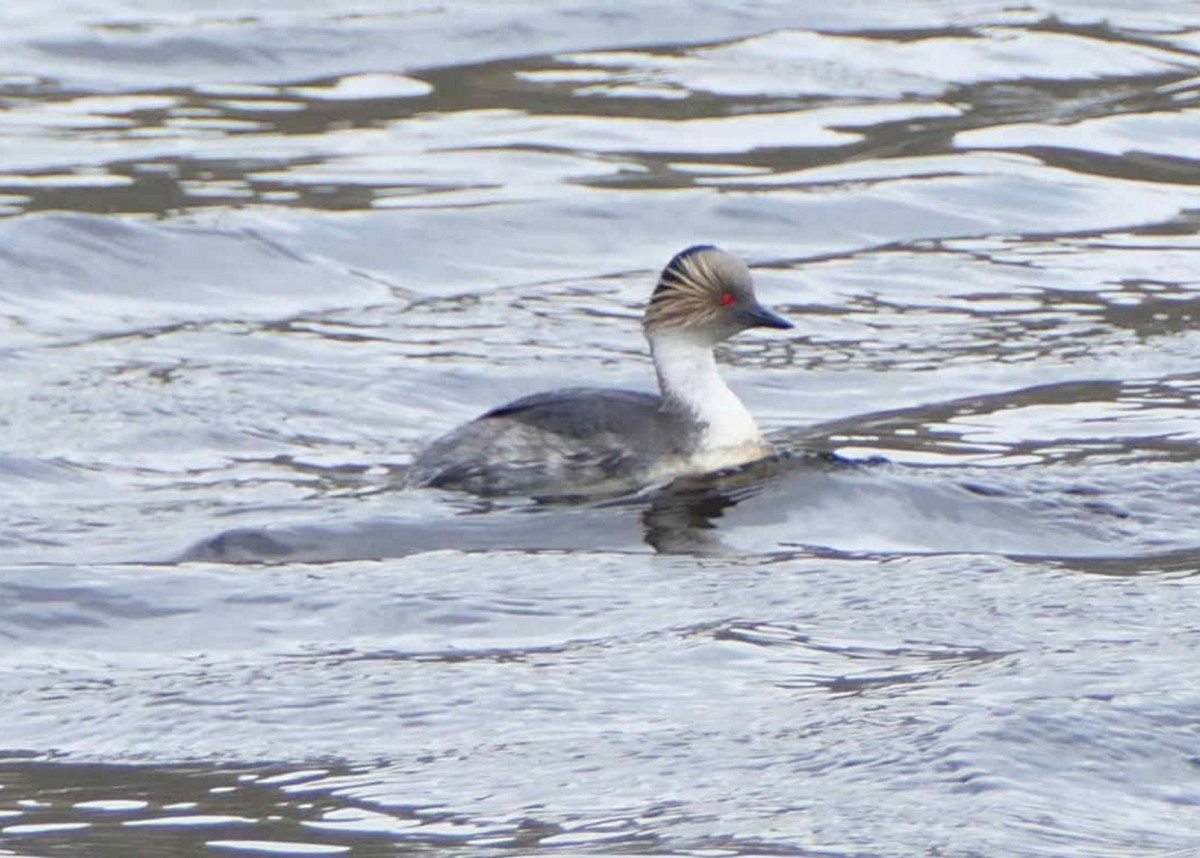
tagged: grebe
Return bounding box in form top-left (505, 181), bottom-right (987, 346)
top-left (407, 245), bottom-right (793, 496)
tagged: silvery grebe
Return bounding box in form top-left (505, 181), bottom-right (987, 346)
top-left (407, 245), bottom-right (793, 496)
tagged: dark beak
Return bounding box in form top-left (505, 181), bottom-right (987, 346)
top-left (738, 301), bottom-right (793, 330)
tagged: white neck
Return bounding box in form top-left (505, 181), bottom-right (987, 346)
top-left (648, 329), bottom-right (763, 451)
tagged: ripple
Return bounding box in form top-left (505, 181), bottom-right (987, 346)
top-left (1, 5), bottom-right (1200, 858)
top-left (554, 25), bottom-right (1193, 100)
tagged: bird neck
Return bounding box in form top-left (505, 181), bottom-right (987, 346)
top-left (648, 329), bottom-right (763, 451)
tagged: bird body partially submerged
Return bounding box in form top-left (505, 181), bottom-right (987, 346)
top-left (407, 245), bottom-right (793, 497)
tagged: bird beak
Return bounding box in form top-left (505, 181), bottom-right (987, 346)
top-left (738, 301), bottom-right (793, 330)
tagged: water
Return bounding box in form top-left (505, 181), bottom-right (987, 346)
top-left (2, 1), bottom-right (1200, 856)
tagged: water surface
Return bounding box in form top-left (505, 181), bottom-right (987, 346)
top-left (2, 2), bottom-right (1200, 856)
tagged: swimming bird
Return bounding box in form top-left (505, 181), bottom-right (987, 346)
top-left (407, 245), bottom-right (793, 497)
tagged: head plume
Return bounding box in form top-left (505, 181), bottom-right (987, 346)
top-left (643, 245), bottom-right (750, 333)
top-left (644, 245), bottom-right (790, 338)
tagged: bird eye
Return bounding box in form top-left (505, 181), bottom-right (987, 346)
top-left (719, 293), bottom-right (735, 306)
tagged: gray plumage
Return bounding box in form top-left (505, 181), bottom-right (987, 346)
top-left (407, 389), bottom-right (696, 496)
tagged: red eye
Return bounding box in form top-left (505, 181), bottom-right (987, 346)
top-left (720, 293), bottom-right (735, 306)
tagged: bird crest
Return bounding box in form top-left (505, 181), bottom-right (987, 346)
top-left (643, 245), bottom-right (752, 334)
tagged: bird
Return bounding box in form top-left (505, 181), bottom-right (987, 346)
top-left (406, 245), bottom-right (793, 497)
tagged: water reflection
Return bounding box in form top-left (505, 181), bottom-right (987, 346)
top-left (6, 18), bottom-right (1200, 219)
top-left (182, 445), bottom-right (1140, 563)
top-left (0, 760), bottom-right (368, 857)
top-left (181, 456), bottom-right (805, 563)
